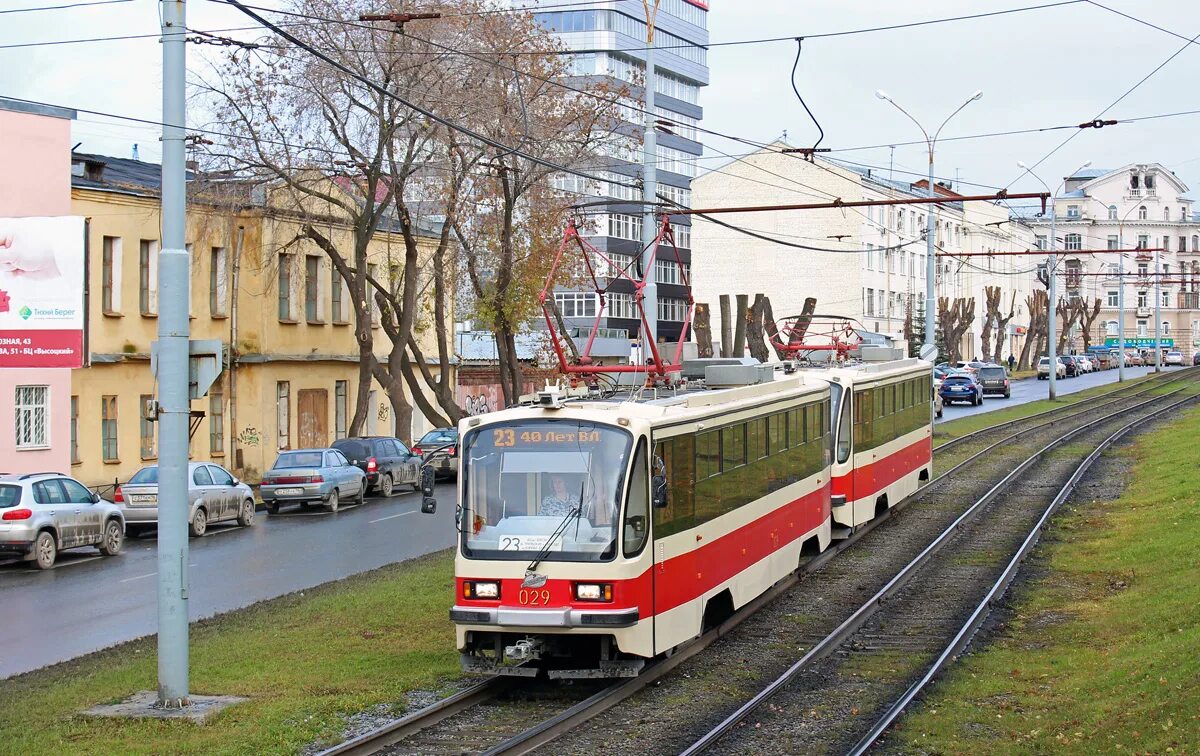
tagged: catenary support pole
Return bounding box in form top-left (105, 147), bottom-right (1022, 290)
top-left (157, 0), bottom-right (191, 707)
top-left (1154, 247), bottom-right (1162, 373)
top-left (925, 149), bottom-right (936, 349)
top-left (1118, 242), bottom-right (1126, 381)
top-left (640, 2), bottom-right (660, 352)
top-left (1047, 205), bottom-right (1058, 401)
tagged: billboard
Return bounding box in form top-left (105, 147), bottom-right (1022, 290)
top-left (0, 216), bottom-right (86, 368)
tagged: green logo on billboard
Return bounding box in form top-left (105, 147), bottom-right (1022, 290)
top-left (18, 305), bottom-right (32, 320)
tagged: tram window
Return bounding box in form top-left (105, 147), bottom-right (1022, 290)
top-left (696, 430), bottom-right (721, 479)
top-left (768, 413), bottom-right (786, 454)
top-left (653, 436), bottom-right (694, 538)
top-left (748, 418), bottom-right (767, 460)
top-left (788, 409), bottom-right (802, 448)
top-left (623, 440), bottom-right (650, 558)
top-left (836, 391), bottom-right (853, 464)
top-left (722, 424), bottom-right (746, 469)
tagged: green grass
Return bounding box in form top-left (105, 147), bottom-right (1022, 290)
top-left (895, 403), bottom-right (1200, 753)
top-left (934, 373), bottom-right (1161, 446)
top-left (0, 550), bottom-right (460, 755)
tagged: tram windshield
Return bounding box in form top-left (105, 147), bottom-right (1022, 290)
top-left (460, 420), bottom-right (633, 562)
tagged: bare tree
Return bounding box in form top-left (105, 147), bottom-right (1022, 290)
top-left (1018, 290), bottom-right (1048, 370)
top-left (980, 286), bottom-right (1001, 361)
top-left (1076, 297), bottom-right (1103, 352)
top-left (992, 290), bottom-right (1017, 364)
top-left (1056, 297), bottom-right (1081, 355)
top-left (937, 296), bottom-right (976, 365)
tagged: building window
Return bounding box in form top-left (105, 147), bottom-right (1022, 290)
top-left (209, 247), bottom-right (228, 317)
top-left (1064, 233), bottom-right (1082, 251)
top-left (1180, 237), bottom-right (1188, 255)
top-left (1137, 319), bottom-right (1148, 337)
top-left (1107, 235), bottom-right (1119, 250)
top-left (1193, 235), bottom-right (1199, 252)
top-left (554, 292), bottom-right (598, 318)
top-left (608, 291), bottom-right (636, 319)
top-left (276, 382), bottom-right (290, 449)
top-left (1165, 207), bottom-right (1171, 221)
top-left (1137, 291), bottom-right (1148, 308)
top-left (654, 258), bottom-right (690, 285)
top-left (1162, 320), bottom-right (1170, 335)
top-left (896, 208), bottom-right (905, 231)
top-left (1107, 290), bottom-right (1119, 307)
top-left (305, 256), bottom-right (322, 323)
top-left (278, 254), bottom-right (293, 320)
top-left (335, 380), bottom-right (348, 440)
top-left (1066, 205), bottom-right (1079, 218)
top-left (102, 236), bottom-right (121, 314)
top-left (331, 269), bottom-right (346, 323)
top-left (139, 239), bottom-right (158, 315)
top-left (1138, 262), bottom-right (1149, 277)
top-left (1162, 290), bottom-right (1171, 308)
top-left (602, 252), bottom-right (636, 279)
top-left (1035, 234), bottom-right (1047, 250)
top-left (607, 213), bottom-right (643, 241)
top-left (1137, 235), bottom-right (1149, 250)
top-left (1106, 320), bottom-right (1119, 336)
top-left (101, 395), bottom-right (118, 462)
top-left (657, 297), bottom-right (687, 322)
top-left (210, 392), bottom-right (225, 455)
top-left (1107, 205), bottom-right (1118, 220)
top-left (15, 385), bottom-right (49, 449)
top-left (139, 394), bottom-right (155, 459)
top-left (865, 243), bottom-right (874, 270)
top-left (865, 288), bottom-right (875, 316)
top-left (1138, 205), bottom-right (1147, 220)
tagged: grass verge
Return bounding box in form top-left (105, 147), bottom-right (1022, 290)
top-left (0, 550), bottom-right (459, 755)
top-left (895, 402), bottom-right (1200, 752)
top-left (934, 372), bottom-right (1162, 445)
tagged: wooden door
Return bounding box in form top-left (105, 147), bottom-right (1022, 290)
top-left (297, 389), bottom-right (329, 449)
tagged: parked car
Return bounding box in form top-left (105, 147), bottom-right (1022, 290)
top-left (1037, 356), bottom-right (1066, 379)
top-left (933, 366), bottom-right (950, 382)
top-left (260, 448), bottom-right (367, 514)
top-left (1125, 351), bottom-right (1144, 366)
top-left (411, 428), bottom-right (459, 479)
top-left (1165, 350), bottom-right (1184, 366)
top-left (0, 472), bottom-right (125, 569)
top-left (977, 364), bottom-right (1011, 398)
top-left (1060, 355), bottom-right (1081, 377)
top-left (118, 462), bottom-right (255, 538)
top-left (939, 372), bottom-right (983, 406)
top-left (332, 436), bottom-right (421, 497)
top-left (1075, 355), bottom-right (1093, 373)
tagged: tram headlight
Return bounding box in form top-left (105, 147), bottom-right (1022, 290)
top-left (464, 581), bottom-right (500, 599)
top-left (574, 582), bottom-right (613, 602)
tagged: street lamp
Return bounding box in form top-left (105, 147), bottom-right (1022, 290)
top-left (1017, 159), bottom-right (1091, 401)
top-left (876, 89), bottom-right (983, 358)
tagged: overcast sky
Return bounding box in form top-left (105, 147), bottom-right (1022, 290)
top-left (3, 0), bottom-right (1198, 201)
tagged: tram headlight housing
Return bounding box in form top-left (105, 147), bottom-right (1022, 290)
top-left (463, 581), bottom-right (500, 600)
top-left (574, 582), bottom-right (613, 602)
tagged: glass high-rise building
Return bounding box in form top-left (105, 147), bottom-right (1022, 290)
top-left (527, 0), bottom-right (709, 343)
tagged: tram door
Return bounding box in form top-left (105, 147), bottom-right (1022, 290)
top-left (651, 435), bottom-right (698, 653)
top-left (829, 385), bottom-right (856, 518)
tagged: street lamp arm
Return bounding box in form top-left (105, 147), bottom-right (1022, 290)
top-left (881, 98), bottom-right (932, 153)
top-left (932, 92), bottom-right (981, 146)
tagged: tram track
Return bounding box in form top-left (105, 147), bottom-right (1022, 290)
top-left (315, 369), bottom-right (1197, 756)
top-left (680, 383), bottom-right (1199, 755)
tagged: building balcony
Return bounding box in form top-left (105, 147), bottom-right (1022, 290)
top-left (1179, 291), bottom-right (1199, 309)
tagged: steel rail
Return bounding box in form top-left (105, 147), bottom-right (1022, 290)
top-left (680, 384), bottom-right (1190, 755)
top-left (850, 388), bottom-right (1200, 754)
top-left (313, 678), bottom-right (509, 756)
top-left (934, 366), bottom-right (1197, 453)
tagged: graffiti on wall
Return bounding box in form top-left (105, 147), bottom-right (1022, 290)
top-left (457, 381), bottom-right (538, 416)
top-left (237, 427), bottom-right (261, 447)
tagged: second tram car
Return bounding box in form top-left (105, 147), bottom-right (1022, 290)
top-left (444, 356), bottom-right (933, 679)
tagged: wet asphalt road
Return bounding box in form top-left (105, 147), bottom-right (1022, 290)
top-left (0, 482), bottom-right (460, 679)
top-left (935, 364), bottom-right (1174, 423)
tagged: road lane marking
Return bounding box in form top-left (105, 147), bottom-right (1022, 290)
top-left (120, 572), bottom-right (157, 583)
top-left (368, 511), bottom-right (416, 524)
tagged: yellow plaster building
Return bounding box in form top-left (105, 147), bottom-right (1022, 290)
top-left (69, 152), bottom-right (453, 486)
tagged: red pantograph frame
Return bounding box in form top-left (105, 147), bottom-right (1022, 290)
top-left (539, 215), bottom-right (694, 381)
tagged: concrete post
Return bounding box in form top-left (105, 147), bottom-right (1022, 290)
top-left (640, 13), bottom-right (658, 349)
top-left (1047, 206), bottom-right (1058, 401)
top-left (1154, 248), bottom-right (1162, 372)
top-left (157, 0), bottom-right (191, 707)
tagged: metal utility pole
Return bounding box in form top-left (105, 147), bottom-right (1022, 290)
top-left (1154, 246), bottom-right (1162, 372)
top-left (875, 89), bottom-right (983, 354)
top-left (1118, 240), bottom-right (1126, 381)
top-left (157, 0), bottom-right (191, 707)
top-left (1017, 159), bottom-right (1091, 401)
top-left (640, 0), bottom-right (660, 353)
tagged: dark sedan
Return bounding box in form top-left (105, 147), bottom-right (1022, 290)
top-left (938, 372), bottom-right (983, 406)
top-left (332, 436), bottom-right (421, 497)
top-left (976, 364), bottom-right (1011, 398)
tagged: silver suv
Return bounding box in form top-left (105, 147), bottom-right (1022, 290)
top-left (0, 472), bottom-right (125, 569)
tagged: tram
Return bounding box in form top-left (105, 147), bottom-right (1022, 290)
top-left (441, 353), bottom-right (934, 679)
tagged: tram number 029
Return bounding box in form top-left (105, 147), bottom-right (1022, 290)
top-left (518, 588), bottom-right (552, 606)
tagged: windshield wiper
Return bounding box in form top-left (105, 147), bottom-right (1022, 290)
top-left (525, 502), bottom-right (583, 576)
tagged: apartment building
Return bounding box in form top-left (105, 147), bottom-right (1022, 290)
top-left (529, 0), bottom-right (709, 343)
top-left (1020, 163), bottom-right (1199, 359)
top-left (68, 152), bottom-right (452, 486)
top-left (691, 143), bottom-right (1039, 361)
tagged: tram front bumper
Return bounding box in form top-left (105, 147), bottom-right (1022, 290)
top-left (450, 606), bottom-right (640, 628)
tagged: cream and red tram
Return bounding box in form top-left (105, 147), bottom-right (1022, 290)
top-left (447, 355), bottom-right (934, 679)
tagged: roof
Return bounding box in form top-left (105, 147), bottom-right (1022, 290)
top-left (1068, 168), bottom-right (1110, 179)
top-left (0, 97), bottom-right (75, 120)
top-left (1058, 189), bottom-right (1086, 199)
top-left (71, 151), bottom-right (195, 194)
top-left (456, 330), bottom-right (545, 362)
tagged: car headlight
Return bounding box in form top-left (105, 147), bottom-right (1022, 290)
top-left (574, 582), bottom-right (613, 602)
top-left (463, 581), bottom-right (500, 600)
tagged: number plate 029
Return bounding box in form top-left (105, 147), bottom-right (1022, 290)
top-left (518, 588), bottom-right (551, 606)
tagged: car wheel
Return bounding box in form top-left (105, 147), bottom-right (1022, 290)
top-left (98, 519), bottom-right (124, 556)
top-left (1004, 390), bottom-right (1011, 399)
top-left (378, 473), bottom-right (393, 498)
top-left (237, 499), bottom-right (255, 527)
top-left (327, 489), bottom-right (339, 513)
top-left (266, 501), bottom-right (279, 515)
top-left (34, 531), bottom-right (57, 570)
top-left (189, 508), bottom-right (208, 538)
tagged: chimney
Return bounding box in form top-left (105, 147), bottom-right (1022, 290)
top-left (132, 143), bottom-right (140, 161)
